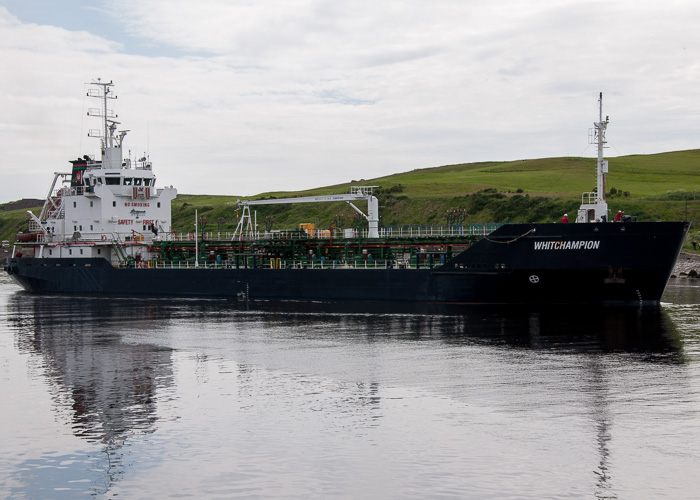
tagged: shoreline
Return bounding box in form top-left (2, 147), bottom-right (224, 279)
top-left (672, 251), bottom-right (700, 278)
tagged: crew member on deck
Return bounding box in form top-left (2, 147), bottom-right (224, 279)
top-left (615, 210), bottom-right (623, 222)
top-left (561, 213), bottom-right (569, 223)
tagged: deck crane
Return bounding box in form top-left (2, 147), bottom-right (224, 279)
top-left (234, 186), bottom-right (380, 238)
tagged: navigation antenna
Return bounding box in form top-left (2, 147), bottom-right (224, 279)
top-left (577, 93), bottom-right (610, 223)
top-left (86, 78), bottom-right (128, 169)
top-left (594, 92), bottom-right (609, 213)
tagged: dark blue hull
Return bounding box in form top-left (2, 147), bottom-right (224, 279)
top-left (5, 222), bottom-right (689, 306)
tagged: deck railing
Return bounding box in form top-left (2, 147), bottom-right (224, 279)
top-left (18, 223), bottom-right (502, 246)
top-left (168, 223), bottom-right (502, 242)
top-left (137, 258), bottom-right (446, 270)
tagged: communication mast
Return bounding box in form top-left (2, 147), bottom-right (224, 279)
top-left (86, 78), bottom-right (128, 169)
top-left (576, 93), bottom-right (610, 223)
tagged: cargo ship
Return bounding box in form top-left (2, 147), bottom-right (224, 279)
top-left (3, 82), bottom-right (689, 306)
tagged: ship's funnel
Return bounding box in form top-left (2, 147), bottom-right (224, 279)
top-left (69, 159), bottom-right (87, 187)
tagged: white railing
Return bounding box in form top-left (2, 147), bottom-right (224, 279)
top-left (138, 258), bottom-right (445, 270)
top-left (581, 191), bottom-right (597, 205)
top-left (167, 223), bottom-right (501, 242)
top-left (17, 224), bottom-right (500, 246)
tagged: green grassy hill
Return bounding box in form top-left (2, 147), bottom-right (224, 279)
top-left (3, 149), bottom-right (700, 244)
top-left (171, 150), bottom-right (700, 233)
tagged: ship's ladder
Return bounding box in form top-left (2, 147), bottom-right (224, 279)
top-left (111, 235), bottom-right (128, 265)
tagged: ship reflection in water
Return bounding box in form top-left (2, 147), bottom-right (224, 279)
top-left (5, 290), bottom-right (697, 499)
top-left (9, 295), bottom-right (174, 497)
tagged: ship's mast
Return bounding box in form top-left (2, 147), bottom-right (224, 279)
top-left (594, 92), bottom-right (609, 218)
top-left (87, 79), bottom-right (127, 169)
top-left (575, 93), bottom-right (611, 223)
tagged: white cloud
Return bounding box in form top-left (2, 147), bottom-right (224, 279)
top-left (1, 1), bottom-right (700, 203)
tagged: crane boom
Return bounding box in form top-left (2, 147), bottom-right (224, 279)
top-left (236, 186), bottom-right (380, 238)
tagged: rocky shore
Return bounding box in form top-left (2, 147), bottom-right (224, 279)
top-left (672, 251), bottom-right (700, 278)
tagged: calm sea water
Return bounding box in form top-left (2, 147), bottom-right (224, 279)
top-left (2, 273), bottom-right (700, 499)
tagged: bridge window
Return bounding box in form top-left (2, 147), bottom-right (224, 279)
top-left (106, 177), bottom-right (120, 185)
top-left (134, 178), bottom-right (142, 186)
top-left (123, 178), bottom-right (133, 186)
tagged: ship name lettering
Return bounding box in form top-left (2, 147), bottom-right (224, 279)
top-left (534, 240), bottom-right (600, 250)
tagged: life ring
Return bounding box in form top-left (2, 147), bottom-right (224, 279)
top-left (101, 235), bottom-right (107, 241)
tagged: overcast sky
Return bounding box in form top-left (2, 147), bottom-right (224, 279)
top-left (1, 0), bottom-right (699, 202)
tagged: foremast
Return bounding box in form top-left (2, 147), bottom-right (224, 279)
top-left (576, 92), bottom-right (610, 223)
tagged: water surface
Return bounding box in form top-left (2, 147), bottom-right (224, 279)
top-left (2, 274), bottom-right (700, 499)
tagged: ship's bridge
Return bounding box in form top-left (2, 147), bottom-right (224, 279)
top-left (69, 155), bottom-right (157, 196)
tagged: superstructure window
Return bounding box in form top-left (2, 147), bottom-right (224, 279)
top-left (134, 178), bottom-right (142, 186)
top-left (123, 178), bottom-right (133, 185)
top-left (106, 177), bottom-right (120, 185)
top-left (113, 201), bottom-right (116, 207)
top-left (144, 179), bottom-right (152, 186)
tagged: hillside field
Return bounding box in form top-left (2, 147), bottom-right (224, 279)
top-left (2, 149), bottom-right (700, 248)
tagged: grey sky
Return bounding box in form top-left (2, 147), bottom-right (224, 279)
top-left (1, 0), bottom-right (699, 202)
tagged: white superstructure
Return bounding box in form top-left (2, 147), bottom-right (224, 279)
top-left (23, 79), bottom-right (177, 263)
